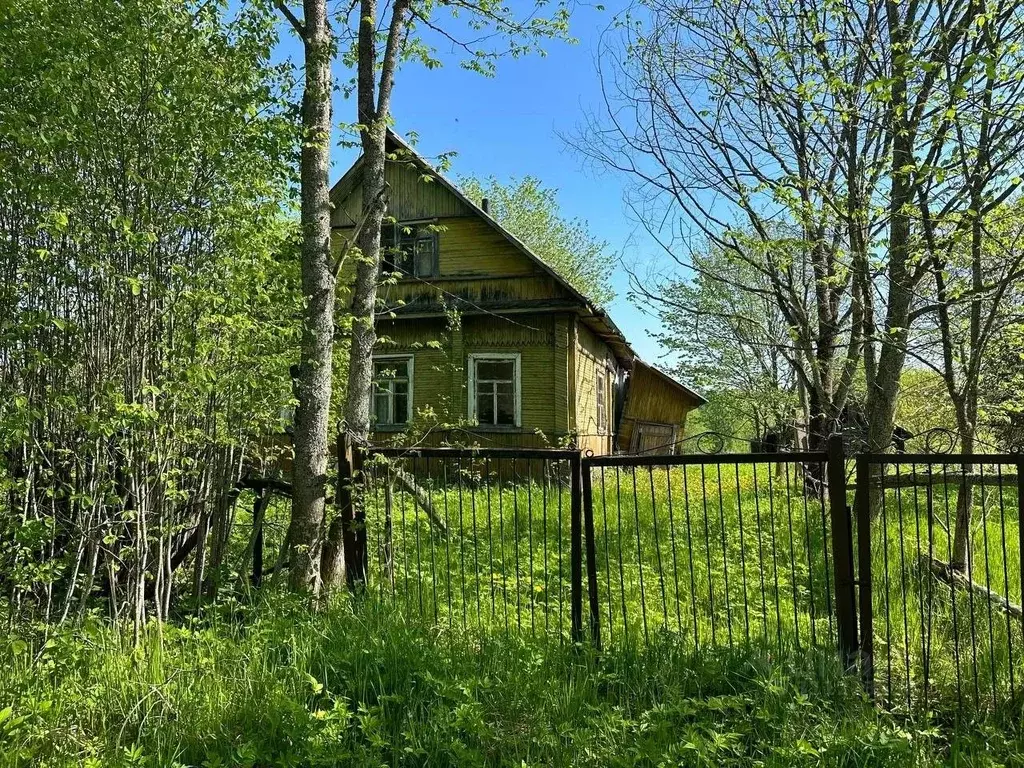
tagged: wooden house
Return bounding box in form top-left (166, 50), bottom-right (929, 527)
top-left (332, 132), bottom-right (704, 455)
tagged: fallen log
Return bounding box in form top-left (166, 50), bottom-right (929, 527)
top-left (392, 467), bottom-right (448, 536)
top-left (918, 553), bottom-right (1024, 620)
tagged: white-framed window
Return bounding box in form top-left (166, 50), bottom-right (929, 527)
top-left (372, 355), bottom-right (413, 427)
top-left (596, 370), bottom-right (608, 434)
top-left (468, 353), bottom-right (521, 427)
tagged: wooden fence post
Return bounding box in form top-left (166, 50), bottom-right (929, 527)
top-left (352, 442), bottom-right (367, 587)
top-left (580, 455), bottom-right (602, 650)
top-left (826, 434), bottom-right (858, 669)
top-left (338, 432), bottom-right (367, 592)
top-left (570, 451), bottom-right (583, 643)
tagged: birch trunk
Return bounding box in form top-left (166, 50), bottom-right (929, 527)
top-left (324, 0), bottom-right (410, 593)
top-left (286, 0), bottom-right (335, 594)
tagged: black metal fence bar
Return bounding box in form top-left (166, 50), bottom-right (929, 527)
top-left (859, 452), bottom-right (1024, 465)
top-left (343, 435), bottom-right (1024, 719)
top-left (359, 447), bottom-right (579, 641)
top-left (583, 451), bottom-right (829, 467)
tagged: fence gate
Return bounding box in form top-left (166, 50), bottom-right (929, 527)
top-left (854, 451), bottom-right (1024, 715)
top-left (578, 437), bottom-right (858, 661)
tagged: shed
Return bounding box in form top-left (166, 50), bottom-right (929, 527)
top-left (616, 360), bottom-right (706, 454)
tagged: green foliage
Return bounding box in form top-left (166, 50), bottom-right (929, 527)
top-left (897, 369), bottom-right (958, 439)
top-left (460, 175), bottom-right (615, 306)
top-left (1, 601), bottom-right (1017, 767)
top-left (653, 243), bottom-right (796, 440)
top-left (982, 323), bottom-right (1024, 450)
top-left (0, 0), bottom-right (300, 617)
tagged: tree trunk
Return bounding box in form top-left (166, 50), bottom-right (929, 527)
top-left (286, 0), bottom-right (335, 595)
top-left (320, 125), bottom-right (385, 593)
top-left (864, 0), bottom-right (917, 459)
top-left (320, 516), bottom-right (346, 590)
top-left (342, 0), bottom-right (409, 441)
top-left (324, 0), bottom-right (410, 592)
top-left (950, 420), bottom-right (976, 573)
top-left (343, 121), bottom-right (387, 440)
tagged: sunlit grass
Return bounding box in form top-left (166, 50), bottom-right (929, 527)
top-left (3, 601), bottom-right (1022, 767)
top-left (364, 455), bottom-right (1024, 717)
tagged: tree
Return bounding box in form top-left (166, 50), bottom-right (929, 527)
top-left (579, 0), bottom-right (1024, 466)
top-left (0, 0), bottom-right (298, 624)
top-left (459, 176), bottom-right (615, 305)
top-left (273, 0), bottom-right (574, 594)
top-left (577, 0), bottom-right (872, 454)
top-left (273, 0), bottom-right (338, 594)
top-left (982, 321), bottom-right (1024, 451)
top-left (642, 241), bottom-right (796, 441)
top-left (914, 201), bottom-right (1024, 569)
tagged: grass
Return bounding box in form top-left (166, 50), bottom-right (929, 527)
top-left (365, 458), bottom-right (852, 654)
top-left (3, 599), bottom-right (1023, 767)
top-left (363, 454), bottom-right (1024, 718)
top-left (865, 462), bottom-right (1024, 715)
top-left (6, 453), bottom-right (1020, 765)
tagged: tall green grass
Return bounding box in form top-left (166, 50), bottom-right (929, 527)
top-left (365, 460), bottom-right (837, 650)
top-left (866, 463), bottom-right (1024, 715)
top-left (364, 455), bottom-right (1024, 718)
top-left (2, 600), bottom-right (1021, 767)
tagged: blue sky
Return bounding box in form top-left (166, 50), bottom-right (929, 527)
top-left (274, 2), bottom-right (682, 365)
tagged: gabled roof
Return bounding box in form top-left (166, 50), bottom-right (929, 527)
top-left (632, 359), bottom-right (708, 406)
top-left (330, 130), bottom-right (677, 377)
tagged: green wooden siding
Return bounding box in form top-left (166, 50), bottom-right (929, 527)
top-left (332, 160), bottom-right (471, 226)
top-left (574, 320), bottom-right (615, 455)
top-left (372, 313), bottom-right (569, 441)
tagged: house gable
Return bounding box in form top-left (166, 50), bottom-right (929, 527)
top-left (332, 157), bottom-right (472, 226)
top-left (331, 132), bottom-right (597, 315)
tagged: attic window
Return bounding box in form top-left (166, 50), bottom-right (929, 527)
top-left (382, 223), bottom-right (438, 278)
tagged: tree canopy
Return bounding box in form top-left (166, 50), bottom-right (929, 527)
top-left (0, 0), bottom-right (299, 619)
top-left (460, 176), bottom-right (615, 306)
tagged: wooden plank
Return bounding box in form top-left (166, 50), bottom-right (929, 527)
top-left (919, 553), bottom-right (1024, 620)
top-left (391, 467), bottom-right (448, 536)
top-left (846, 473), bottom-right (1019, 490)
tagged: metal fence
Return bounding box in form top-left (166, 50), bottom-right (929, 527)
top-left (335, 434), bottom-right (1024, 717)
top-left (582, 451), bottom-right (840, 655)
top-left (354, 446), bottom-right (582, 641)
top-left (856, 453), bottom-right (1024, 716)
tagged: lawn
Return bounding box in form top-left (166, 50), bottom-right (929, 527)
top-left (4, 450), bottom-right (1023, 765)
top-left (2, 601), bottom-right (1022, 767)
top-left (863, 459), bottom-right (1024, 716)
top-left (360, 453), bottom-right (1024, 718)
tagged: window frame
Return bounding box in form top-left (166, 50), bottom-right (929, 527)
top-left (381, 221), bottom-right (439, 279)
top-left (596, 369), bottom-right (608, 435)
top-left (467, 352), bottom-right (522, 429)
top-left (371, 354), bottom-right (414, 428)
